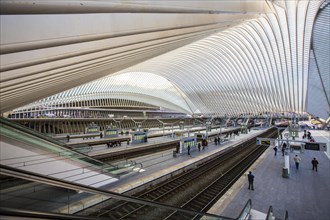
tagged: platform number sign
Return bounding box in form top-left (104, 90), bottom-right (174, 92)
top-left (289, 124), bottom-right (299, 137)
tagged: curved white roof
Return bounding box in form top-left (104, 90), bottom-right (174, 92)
top-left (1, 0), bottom-right (328, 118)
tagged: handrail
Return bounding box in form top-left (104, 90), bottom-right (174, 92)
top-left (0, 117), bottom-right (66, 147)
top-left (236, 199), bottom-right (252, 220)
top-left (266, 205), bottom-right (273, 220)
top-left (0, 120), bottom-right (120, 177)
top-left (0, 164), bottom-right (223, 219)
top-left (0, 207), bottom-right (108, 220)
top-left (284, 210), bottom-right (289, 220)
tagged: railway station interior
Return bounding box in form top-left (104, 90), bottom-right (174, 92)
top-left (0, 0), bottom-right (329, 220)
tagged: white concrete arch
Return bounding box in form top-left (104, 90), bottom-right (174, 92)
top-left (5, 0), bottom-right (327, 119)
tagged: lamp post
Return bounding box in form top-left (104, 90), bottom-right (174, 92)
top-left (284, 132), bottom-right (290, 177)
top-left (274, 126), bottom-right (290, 177)
top-left (206, 121), bottom-right (211, 139)
top-left (162, 123), bottom-right (165, 137)
top-left (180, 121), bottom-right (184, 130)
top-left (219, 123), bottom-right (222, 144)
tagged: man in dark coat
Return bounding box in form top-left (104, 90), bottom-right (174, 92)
top-left (248, 171), bottom-right (254, 190)
top-left (311, 158), bottom-right (319, 172)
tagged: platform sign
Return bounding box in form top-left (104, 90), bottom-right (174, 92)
top-left (180, 137), bottom-right (196, 154)
top-left (256, 137), bottom-right (276, 146)
top-left (289, 124), bottom-right (299, 137)
top-left (86, 123), bottom-right (99, 134)
top-left (174, 131), bottom-right (182, 138)
top-left (104, 128), bottom-right (118, 138)
top-left (131, 131), bottom-right (147, 144)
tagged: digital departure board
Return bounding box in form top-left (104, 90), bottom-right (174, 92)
top-left (305, 143), bottom-right (320, 151)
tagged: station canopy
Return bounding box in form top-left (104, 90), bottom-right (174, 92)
top-left (1, 0), bottom-right (329, 119)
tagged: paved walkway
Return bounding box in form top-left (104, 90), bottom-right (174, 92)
top-left (210, 129), bottom-right (330, 220)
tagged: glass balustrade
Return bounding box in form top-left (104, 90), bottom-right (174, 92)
top-left (0, 166), bottom-right (230, 220)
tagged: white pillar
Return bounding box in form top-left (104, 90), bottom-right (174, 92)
top-left (285, 152), bottom-right (290, 174)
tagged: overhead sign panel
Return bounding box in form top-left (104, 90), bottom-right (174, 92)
top-left (305, 142), bottom-right (327, 151)
top-left (256, 137), bottom-right (276, 146)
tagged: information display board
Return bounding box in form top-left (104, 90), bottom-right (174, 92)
top-left (195, 133), bottom-right (205, 142)
top-left (131, 131), bottom-right (147, 144)
top-left (86, 123), bottom-right (99, 134)
top-left (104, 128), bottom-right (118, 138)
top-left (180, 137), bottom-right (196, 154)
top-left (305, 142), bottom-right (327, 151)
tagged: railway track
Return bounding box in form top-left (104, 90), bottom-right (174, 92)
top-left (92, 141), bottom-right (178, 162)
top-left (165, 145), bottom-right (267, 220)
top-left (79, 128), bottom-right (277, 219)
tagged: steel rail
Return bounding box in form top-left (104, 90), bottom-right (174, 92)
top-left (84, 129), bottom-right (276, 219)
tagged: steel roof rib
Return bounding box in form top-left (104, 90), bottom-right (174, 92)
top-left (8, 0), bottom-right (327, 119)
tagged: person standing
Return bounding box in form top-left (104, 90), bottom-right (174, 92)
top-left (247, 171), bottom-right (254, 190)
top-left (293, 155), bottom-right (301, 170)
top-left (198, 143), bottom-right (201, 152)
top-left (187, 145), bottom-right (191, 156)
top-left (311, 158), bottom-right (319, 172)
top-left (66, 134), bottom-right (70, 142)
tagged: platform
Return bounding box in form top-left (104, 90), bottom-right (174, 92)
top-left (209, 129), bottom-right (330, 220)
top-left (55, 128), bottom-right (267, 214)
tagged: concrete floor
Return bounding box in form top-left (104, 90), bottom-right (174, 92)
top-left (212, 129), bottom-right (330, 220)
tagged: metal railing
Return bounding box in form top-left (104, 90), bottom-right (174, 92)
top-left (0, 121), bottom-right (142, 180)
top-left (266, 205), bottom-right (273, 220)
top-left (236, 199), bottom-right (252, 220)
top-left (0, 164), bottom-right (224, 219)
top-left (284, 210), bottom-right (289, 220)
top-left (0, 207), bottom-right (105, 220)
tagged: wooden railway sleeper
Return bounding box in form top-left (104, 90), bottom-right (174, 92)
top-left (165, 145), bottom-right (269, 220)
top-left (91, 131), bottom-right (276, 218)
top-left (99, 144), bottom-right (264, 218)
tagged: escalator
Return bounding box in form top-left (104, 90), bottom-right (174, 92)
top-left (0, 117), bottom-right (141, 187)
top-left (0, 164), bottom-right (225, 220)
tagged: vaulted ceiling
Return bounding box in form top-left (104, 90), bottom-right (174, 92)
top-left (1, 0), bottom-right (329, 119)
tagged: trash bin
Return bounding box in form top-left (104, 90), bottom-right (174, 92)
top-left (282, 167), bottom-right (289, 178)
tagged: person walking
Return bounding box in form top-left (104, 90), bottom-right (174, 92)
top-left (247, 171), bottom-right (254, 190)
top-left (273, 146), bottom-right (278, 156)
top-left (187, 145), bottom-right (191, 156)
top-left (198, 143), bottom-right (201, 152)
top-left (293, 155), bottom-right (301, 170)
top-left (311, 158), bottom-right (319, 172)
top-left (66, 134), bottom-right (70, 142)
top-left (282, 142), bottom-right (287, 156)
